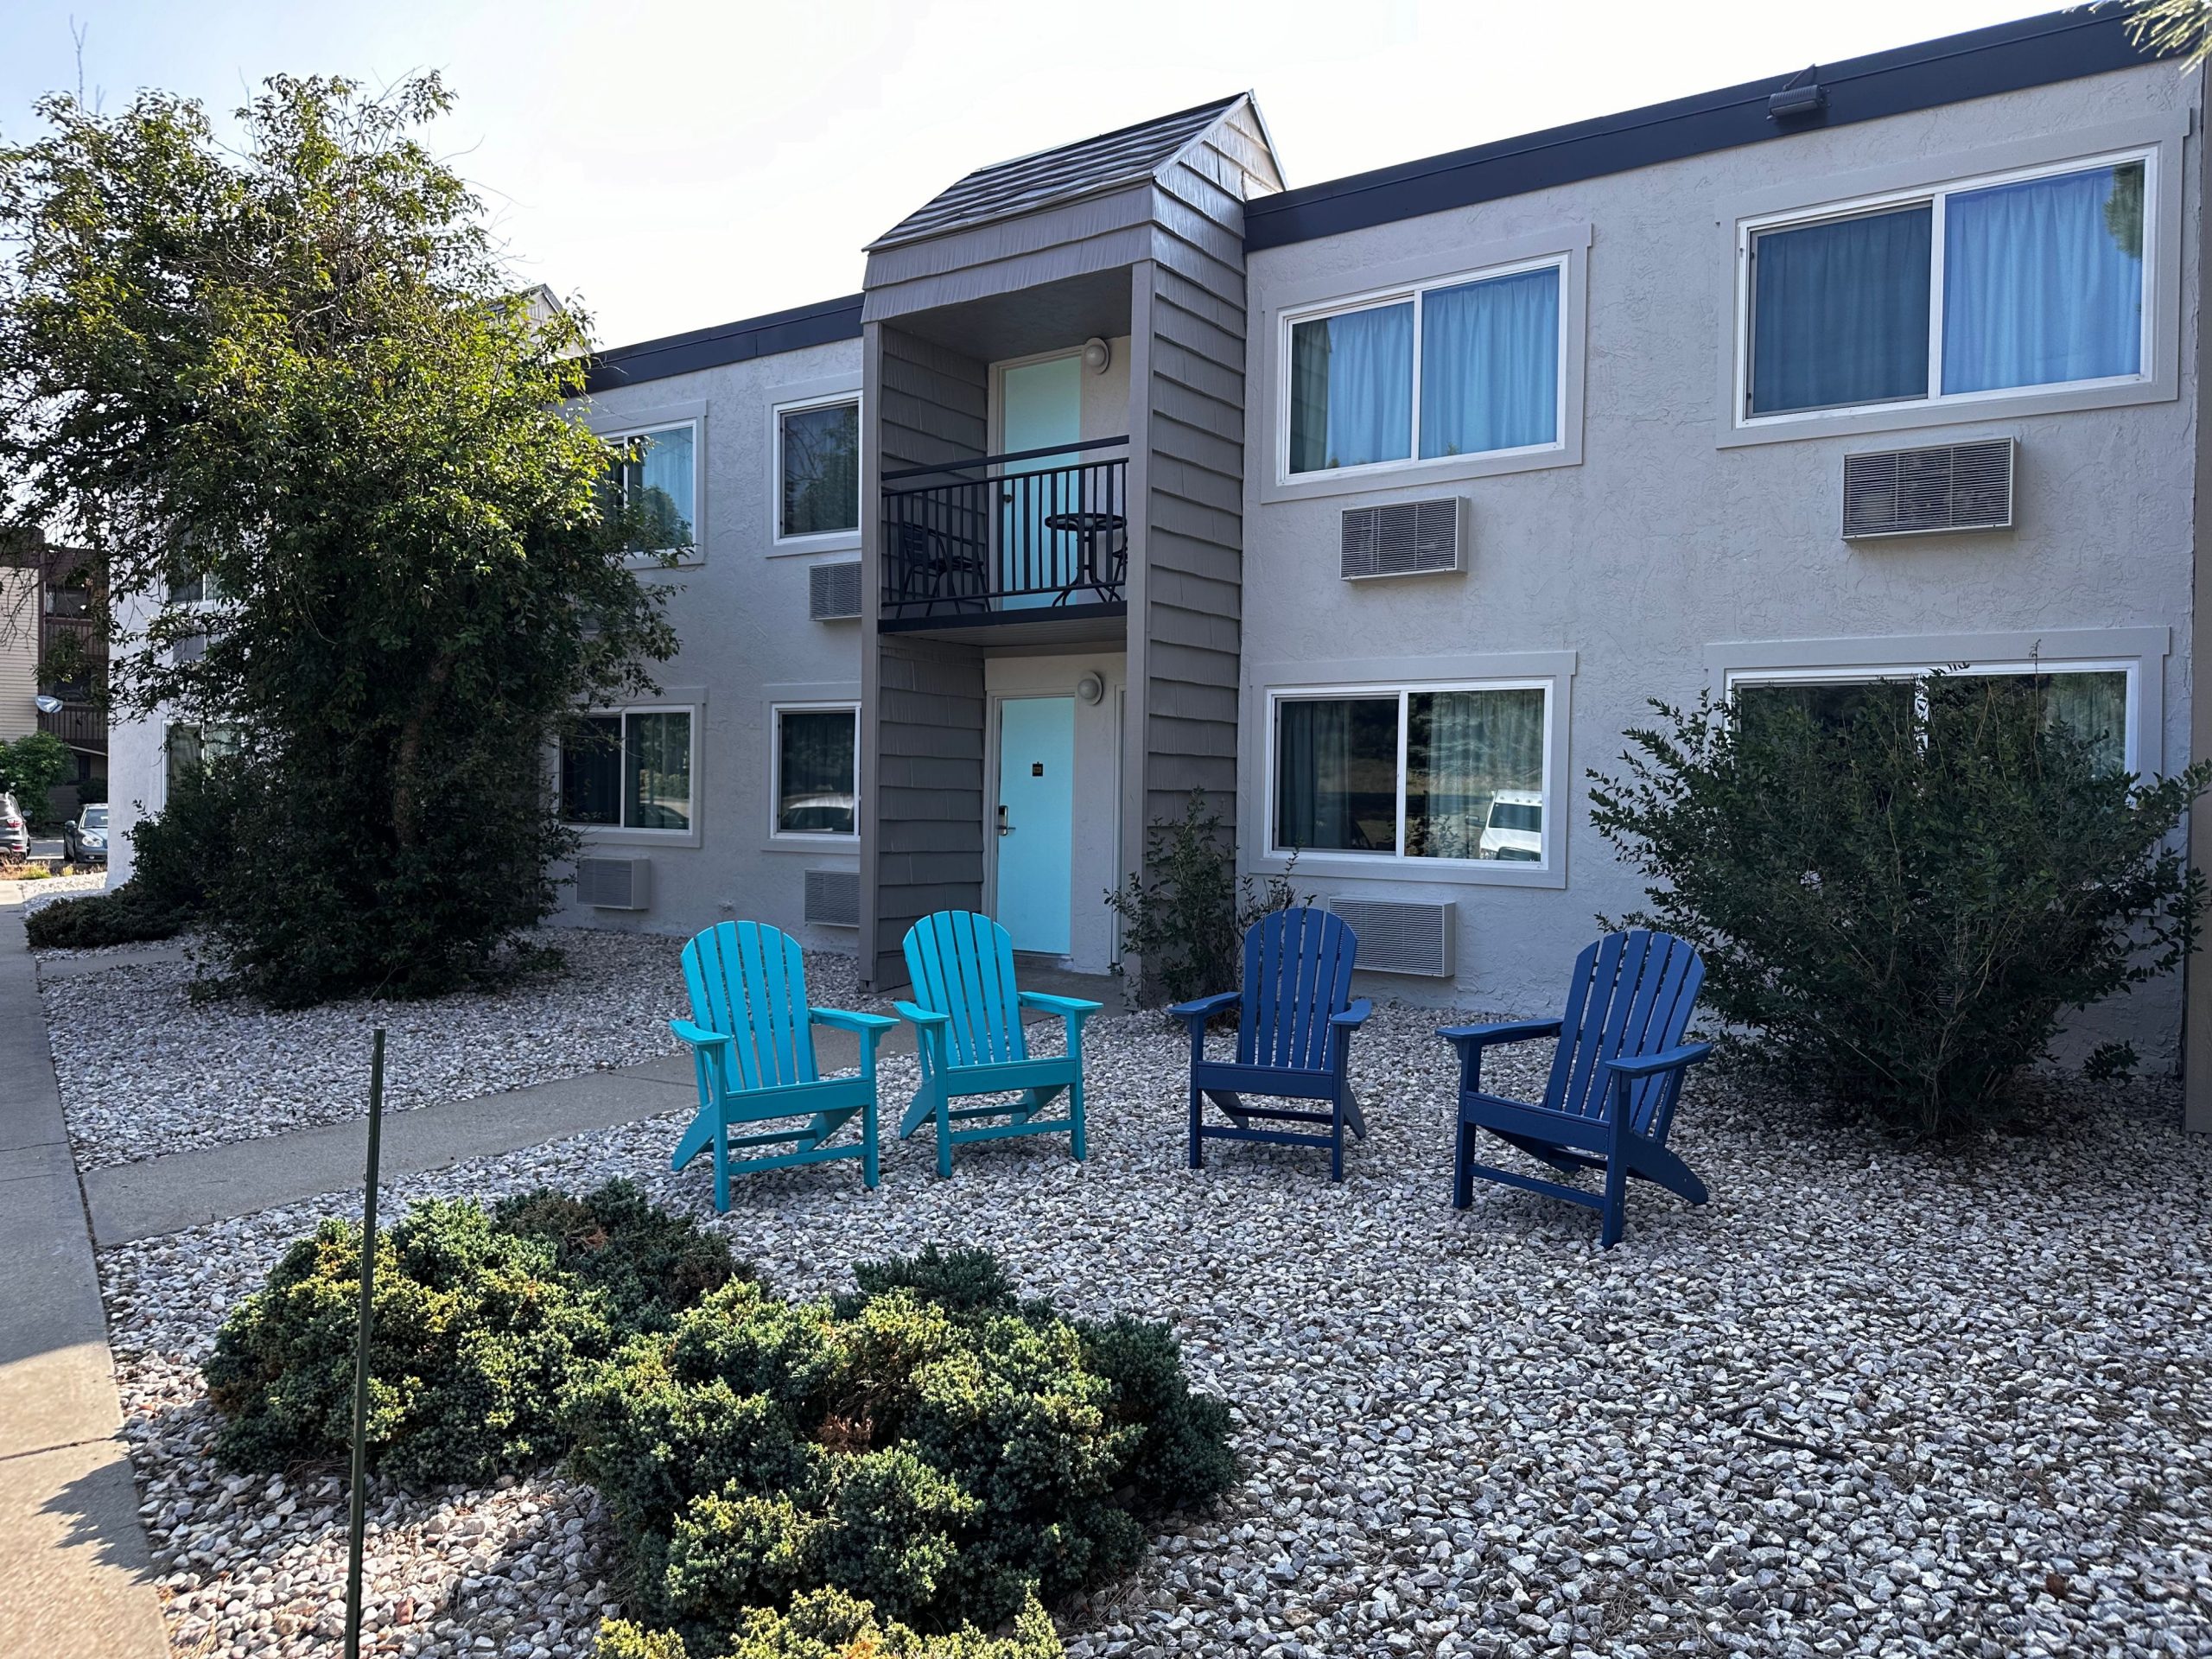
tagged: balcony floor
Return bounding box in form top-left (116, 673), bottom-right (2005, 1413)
top-left (876, 599), bottom-right (1126, 648)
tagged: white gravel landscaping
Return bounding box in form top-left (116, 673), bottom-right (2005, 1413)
top-left (99, 1004), bottom-right (2212, 1659)
top-left (41, 930), bottom-right (866, 1172)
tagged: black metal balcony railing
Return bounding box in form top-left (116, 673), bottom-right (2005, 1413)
top-left (881, 436), bottom-right (1128, 619)
top-left (37, 702), bottom-right (102, 748)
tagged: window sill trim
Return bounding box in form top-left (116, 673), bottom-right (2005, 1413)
top-left (1259, 442), bottom-right (1579, 505)
top-left (1252, 851), bottom-right (1566, 891)
top-left (766, 531), bottom-right (862, 558)
top-left (1716, 374), bottom-right (2174, 450)
top-left (568, 826), bottom-right (704, 851)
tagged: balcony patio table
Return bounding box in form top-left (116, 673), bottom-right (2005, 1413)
top-left (1040, 510), bottom-right (1126, 605)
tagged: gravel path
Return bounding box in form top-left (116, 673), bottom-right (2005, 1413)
top-left (43, 931), bottom-right (865, 1172)
top-left (99, 1005), bottom-right (2212, 1659)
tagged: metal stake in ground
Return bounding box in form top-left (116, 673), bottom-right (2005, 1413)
top-left (344, 1027), bottom-right (386, 1659)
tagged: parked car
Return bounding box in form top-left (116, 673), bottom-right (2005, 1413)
top-left (64, 803), bottom-right (109, 865)
top-left (1478, 790), bottom-right (1543, 861)
top-left (0, 793), bottom-right (27, 860)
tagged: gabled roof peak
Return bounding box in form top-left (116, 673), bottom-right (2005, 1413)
top-left (868, 92), bottom-right (1277, 252)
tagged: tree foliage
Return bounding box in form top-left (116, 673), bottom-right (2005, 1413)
top-left (1104, 790), bottom-right (1305, 1007)
top-left (0, 74), bottom-right (675, 1003)
top-left (0, 731), bottom-right (71, 821)
top-left (1588, 673), bottom-right (2209, 1132)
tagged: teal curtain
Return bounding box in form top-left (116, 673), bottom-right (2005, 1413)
top-left (1288, 303), bottom-right (1413, 473)
top-left (630, 427), bottom-right (696, 548)
top-left (1942, 163), bottom-right (2144, 394)
top-left (1751, 205), bottom-right (1932, 414)
top-left (1419, 268), bottom-right (1560, 457)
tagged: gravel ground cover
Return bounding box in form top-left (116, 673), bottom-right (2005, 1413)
top-left (99, 1004), bottom-right (2212, 1659)
top-left (43, 930), bottom-right (866, 1171)
top-left (9, 867), bottom-right (108, 912)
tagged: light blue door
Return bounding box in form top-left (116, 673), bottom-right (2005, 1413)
top-left (998, 355), bottom-right (1081, 608)
top-left (995, 696), bottom-right (1075, 955)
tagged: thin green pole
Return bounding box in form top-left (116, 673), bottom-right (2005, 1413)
top-left (344, 1027), bottom-right (386, 1659)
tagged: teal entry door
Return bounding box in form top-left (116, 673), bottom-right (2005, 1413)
top-left (997, 354), bottom-right (1081, 608)
top-left (995, 696), bottom-right (1076, 955)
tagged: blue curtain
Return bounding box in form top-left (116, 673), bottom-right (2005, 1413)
top-left (637, 426), bottom-right (696, 546)
top-left (1419, 268), bottom-right (1560, 457)
top-left (1751, 205), bottom-right (1931, 415)
top-left (1288, 303), bottom-right (1413, 473)
top-left (1942, 164), bottom-right (2143, 395)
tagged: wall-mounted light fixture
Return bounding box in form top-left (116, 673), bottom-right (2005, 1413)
top-left (1082, 336), bottom-right (1112, 375)
top-left (1076, 671), bottom-right (1104, 705)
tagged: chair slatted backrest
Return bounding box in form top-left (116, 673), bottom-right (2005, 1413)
top-left (1545, 930), bottom-right (1705, 1134)
top-left (903, 912), bottom-right (1029, 1068)
top-left (1236, 907), bottom-right (1359, 1072)
top-left (682, 921), bottom-right (821, 1093)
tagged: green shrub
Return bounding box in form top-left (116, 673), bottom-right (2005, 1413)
top-left (0, 731), bottom-right (72, 823)
top-left (25, 762), bottom-right (242, 950)
top-left (565, 1248), bottom-right (1236, 1647)
top-left (24, 880), bottom-right (185, 948)
top-left (204, 1181), bottom-right (740, 1484)
top-left (596, 1586), bottom-right (1061, 1659)
top-left (1103, 789), bottom-right (1304, 1007)
top-left (1589, 672), bottom-right (2211, 1132)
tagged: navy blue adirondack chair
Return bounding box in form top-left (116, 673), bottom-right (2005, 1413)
top-left (1441, 930), bottom-right (1712, 1249)
top-left (669, 921), bottom-right (897, 1210)
top-left (895, 911), bottom-right (1101, 1179)
top-left (1173, 907), bottom-right (1372, 1181)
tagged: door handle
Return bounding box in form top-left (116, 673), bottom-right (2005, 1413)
top-left (997, 805), bottom-right (1014, 836)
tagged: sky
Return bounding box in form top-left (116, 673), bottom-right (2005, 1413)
top-left (0, 0), bottom-right (2098, 350)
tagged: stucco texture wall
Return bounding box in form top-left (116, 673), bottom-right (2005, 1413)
top-left (1240, 65), bottom-right (2200, 1064)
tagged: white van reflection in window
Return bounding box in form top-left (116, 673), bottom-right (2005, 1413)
top-left (1478, 790), bottom-right (1543, 861)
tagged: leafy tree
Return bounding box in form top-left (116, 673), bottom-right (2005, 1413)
top-left (1588, 673), bottom-right (2209, 1133)
top-left (0, 731), bottom-right (72, 823)
top-left (0, 75), bottom-right (676, 1004)
top-left (2126, 0), bottom-right (2212, 66)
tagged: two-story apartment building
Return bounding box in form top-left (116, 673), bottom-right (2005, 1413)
top-left (106, 9), bottom-right (2212, 1124)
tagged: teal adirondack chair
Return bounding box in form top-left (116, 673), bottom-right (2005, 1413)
top-left (670, 921), bottom-right (898, 1210)
top-left (895, 911), bottom-right (1101, 1178)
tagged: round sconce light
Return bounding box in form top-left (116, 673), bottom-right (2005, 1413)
top-left (1076, 671), bottom-right (1105, 706)
top-left (1082, 336), bottom-right (1112, 374)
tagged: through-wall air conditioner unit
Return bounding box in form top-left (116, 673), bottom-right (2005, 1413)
top-left (1339, 497), bottom-right (1465, 580)
top-left (804, 869), bottom-right (861, 929)
top-left (809, 561), bottom-right (863, 620)
top-left (575, 855), bottom-right (652, 911)
top-left (1324, 896), bottom-right (1455, 976)
top-left (1841, 438), bottom-right (2013, 539)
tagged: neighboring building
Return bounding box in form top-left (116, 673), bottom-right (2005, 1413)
top-left (0, 530), bottom-right (105, 821)
top-left (100, 9), bottom-right (2212, 1128)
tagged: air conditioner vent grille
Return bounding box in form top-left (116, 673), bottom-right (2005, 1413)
top-left (1340, 498), bottom-right (1464, 580)
top-left (804, 868), bottom-right (861, 929)
top-left (1842, 439), bottom-right (2013, 538)
top-left (810, 561), bottom-right (862, 620)
top-left (575, 855), bottom-right (651, 911)
top-left (1324, 896), bottom-right (1455, 976)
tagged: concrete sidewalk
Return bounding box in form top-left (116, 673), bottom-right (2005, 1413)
top-left (0, 905), bottom-right (168, 1658)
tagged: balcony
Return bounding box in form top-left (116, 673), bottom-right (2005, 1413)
top-left (880, 437), bottom-right (1128, 631)
top-left (37, 702), bottom-right (102, 749)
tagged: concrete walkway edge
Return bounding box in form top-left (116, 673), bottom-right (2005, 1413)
top-left (0, 903), bottom-right (169, 1658)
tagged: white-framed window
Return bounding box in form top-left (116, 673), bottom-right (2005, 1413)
top-left (773, 395), bottom-right (860, 544)
top-left (1738, 149), bottom-right (2152, 423)
top-left (1267, 680), bottom-right (1554, 868)
top-left (1280, 255), bottom-right (1567, 482)
top-left (560, 705), bottom-right (696, 832)
top-left (163, 721), bottom-right (241, 792)
top-left (771, 702), bottom-right (858, 839)
top-left (1726, 660), bottom-right (2137, 774)
top-left (601, 421), bottom-right (697, 553)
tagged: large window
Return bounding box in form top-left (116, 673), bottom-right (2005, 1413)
top-left (1731, 665), bottom-right (2132, 774)
top-left (605, 423), bottom-right (696, 551)
top-left (1271, 683), bottom-right (1551, 865)
top-left (772, 704), bottom-right (858, 837)
top-left (1285, 258), bottom-right (1564, 478)
top-left (777, 398), bottom-right (860, 541)
top-left (164, 721), bottom-right (240, 791)
top-left (1745, 154), bottom-right (2149, 419)
top-left (561, 708), bottom-right (694, 831)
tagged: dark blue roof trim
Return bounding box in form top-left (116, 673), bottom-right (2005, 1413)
top-left (585, 293), bottom-right (864, 393)
top-left (1245, 10), bottom-right (2167, 251)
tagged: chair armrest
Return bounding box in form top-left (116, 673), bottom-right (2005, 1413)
top-left (1017, 991), bottom-right (1103, 1017)
top-left (1329, 998), bottom-right (1374, 1029)
top-left (1601, 1041), bottom-right (1713, 1081)
top-left (893, 1001), bottom-right (950, 1027)
top-left (1168, 990), bottom-right (1241, 1022)
top-left (810, 1007), bottom-right (899, 1034)
top-left (1437, 1017), bottom-right (1561, 1052)
top-left (669, 1018), bottom-right (734, 1049)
